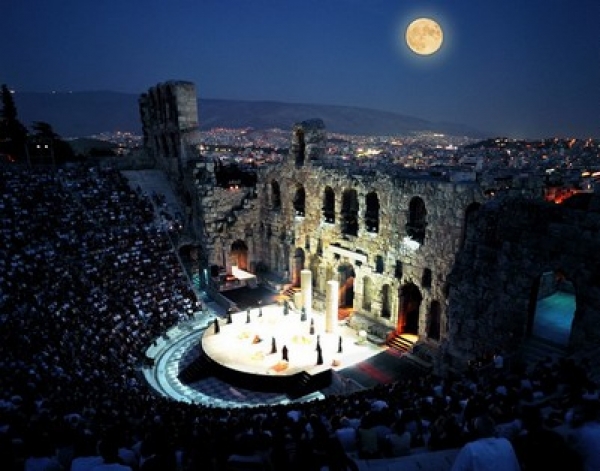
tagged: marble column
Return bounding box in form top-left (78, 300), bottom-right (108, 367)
top-left (326, 280), bottom-right (339, 333)
top-left (301, 269), bottom-right (312, 316)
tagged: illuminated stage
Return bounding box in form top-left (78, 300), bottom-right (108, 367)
top-left (190, 303), bottom-right (386, 396)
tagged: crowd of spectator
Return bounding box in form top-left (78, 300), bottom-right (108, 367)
top-left (1, 164), bottom-right (600, 471)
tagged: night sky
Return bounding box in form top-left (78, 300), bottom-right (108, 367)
top-left (2, 0), bottom-right (599, 138)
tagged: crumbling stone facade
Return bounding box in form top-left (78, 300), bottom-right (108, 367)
top-left (139, 81), bottom-right (200, 180)
top-left (140, 81), bottom-right (600, 373)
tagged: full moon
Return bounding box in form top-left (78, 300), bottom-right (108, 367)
top-left (406, 18), bottom-right (443, 56)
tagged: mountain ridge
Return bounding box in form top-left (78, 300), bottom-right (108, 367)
top-left (12, 91), bottom-right (485, 138)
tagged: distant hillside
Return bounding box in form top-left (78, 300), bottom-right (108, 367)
top-left (13, 91), bottom-right (484, 138)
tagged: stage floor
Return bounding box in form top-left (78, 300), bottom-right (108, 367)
top-left (203, 305), bottom-right (375, 377)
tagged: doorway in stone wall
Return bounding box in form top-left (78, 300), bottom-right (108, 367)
top-left (397, 282), bottom-right (422, 335)
top-left (338, 263), bottom-right (355, 312)
top-left (231, 240), bottom-right (249, 271)
top-left (527, 270), bottom-right (575, 346)
top-left (293, 248), bottom-right (305, 287)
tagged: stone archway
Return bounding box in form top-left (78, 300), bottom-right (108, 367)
top-left (398, 282), bottom-right (422, 335)
top-left (323, 186), bottom-right (335, 223)
top-left (407, 197), bottom-right (427, 245)
top-left (295, 129), bottom-right (306, 166)
top-left (231, 240), bottom-right (249, 271)
top-left (338, 263), bottom-right (355, 309)
top-left (293, 185), bottom-right (306, 217)
top-left (341, 189), bottom-right (359, 236)
top-left (527, 270), bottom-right (576, 346)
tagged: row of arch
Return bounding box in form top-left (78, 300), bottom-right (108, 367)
top-left (361, 275), bottom-right (441, 339)
top-left (269, 181), bottom-right (428, 243)
top-left (212, 237), bottom-right (445, 340)
top-left (292, 248), bottom-right (442, 340)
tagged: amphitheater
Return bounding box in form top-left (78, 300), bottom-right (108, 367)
top-left (140, 80), bottom-right (600, 371)
top-left (2, 80), bottom-right (600, 470)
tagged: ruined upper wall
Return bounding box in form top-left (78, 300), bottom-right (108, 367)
top-left (139, 80), bottom-right (198, 133)
top-left (139, 81), bottom-right (200, 179)
top-left (290, 119), bottom-right (327, 165)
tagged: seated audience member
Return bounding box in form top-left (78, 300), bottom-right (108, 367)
top-left (450, 414), bottom-right (520, 471)
top-left (70, 432), bottom-right (102, 471)
top-left (24, 430), bottom-right (64, 471)
top-left (513, 406), bottom-right (581, 471)
top-left (566, 400), bottom-right (600, 471)
top-left (333, 417), bottom-right (358, 454)
top-left (382, 420), bottom-right (411, 457)
top-left (357, 413), bottom-right (379, 459)
top-left (91, 437), bottom-right (131, 471)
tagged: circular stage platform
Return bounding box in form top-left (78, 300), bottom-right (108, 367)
top-left (203, 308), bottom-right (340, 376)
top-left (195, 304), bottom-right (383, 395)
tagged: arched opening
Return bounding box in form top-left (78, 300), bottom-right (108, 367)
top-left (374, 255), bottom-right (384, 274)
top-left (394, 260), bottom-right (403, 280)
top-left (406, 197), bottom-right (427, 245)
top-left (293, 184), bottom-right (306, 217)
top-left (428, 300), bottom-right (441, 341)
top-left (323, 186), bottom-right (335, 223)
top-left (271, 180), bottom-right (281, 211)
top-left (381, 284), bottom-right (391, 319)
top-left (338, 263), bottom-right (355, 311)
top-left (527, 270), bottom-right (575, 346)
top-left (362, 276), bottom-right (373, 311)
top-left (341, 189), bottom-right (359, 236)
top-left (397, 282), bottom-right (422, 335)
top-left (292, 248), bottom-right (305, 287)
top-left (231, 240), bottom-right (249, 271)
top-left (295, 129), bottom-right (306, 166)
top-left (365, 192), bottom-right (380, 233)
top-left (422, 268), bottom-right (432, 289)
top-left (461, 202), bottom-right (481, 249)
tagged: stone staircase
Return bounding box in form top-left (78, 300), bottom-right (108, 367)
top-left (282, 285), bottom-right (300, 300)
top-left (386, 333), bottom-right (417, 354)
top-left (385, 335), bottom-right (435, 372)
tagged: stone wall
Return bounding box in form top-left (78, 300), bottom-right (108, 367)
top-left (446, 195), bottom-right (600, 367)
top-left (201, 119), bottom-right (488, 353)
top-left (139, 81), bottom-right (199, 181)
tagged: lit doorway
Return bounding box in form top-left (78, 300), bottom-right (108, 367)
top-left (528, 271), bottom-right (575, 346)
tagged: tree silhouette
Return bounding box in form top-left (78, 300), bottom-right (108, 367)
top-left (30, 121), bottom-right (74, 165)
top-left (0, 84), bottom-right (28, 163)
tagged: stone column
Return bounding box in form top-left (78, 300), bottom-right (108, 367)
top-left (326, 280), bottom-right (339, 333)
top-left (301, 269), bottom-right (312, 316)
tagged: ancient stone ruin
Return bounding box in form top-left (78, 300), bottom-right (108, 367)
top-left (139, 81), bottom-right (600, 373)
